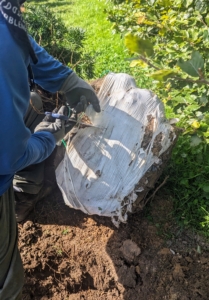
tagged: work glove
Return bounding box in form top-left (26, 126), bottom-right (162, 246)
top-left (34, 106), bottom-right (67, 144)
top-left (60, 72), bottom-right (101, 114)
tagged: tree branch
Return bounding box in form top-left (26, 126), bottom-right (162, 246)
top-left (139, 55), bottom-right (160, 70)
top-left (172, 76), bottom-right (209, 85)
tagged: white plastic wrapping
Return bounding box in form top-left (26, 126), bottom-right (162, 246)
top-left (55, 73), bottom-right (175, 226)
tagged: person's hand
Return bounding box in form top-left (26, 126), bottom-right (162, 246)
top-left (60, 72), bottom-right (101, 114)
top-left (34, 106), bottom-right (67, 144)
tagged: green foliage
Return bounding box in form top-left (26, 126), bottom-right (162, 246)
top-left (26, 0), bottom-right (151, 87)
top-left (124, 33), bottom-right (154, 57)
top-left (107, 0), bottom-right (209, 234)
top-left (58, 0), bottom-right (151, 84)
top-left (177, 51), bottom-right (204, 78)
top-left (24, 4), bottom-right (95, 79)
top-left (109, 0), bottom-right (125, 5)
top-left (165, 135), bottom-right (209, 231)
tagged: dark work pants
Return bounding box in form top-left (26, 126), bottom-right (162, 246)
top-left (0, 186), bottom-right (24, 300)
top-left (13, 92), bottom-right (45, 194)
top-left (0, 92), bottom-right (43, 299)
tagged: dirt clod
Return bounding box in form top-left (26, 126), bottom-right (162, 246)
top-left (117, 265), bottom-right (136, 288)
top-left (120, 239), bottom-right (141, 263)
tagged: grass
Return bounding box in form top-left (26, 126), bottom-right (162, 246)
top-left (28, 0), bottom-right (150, 86)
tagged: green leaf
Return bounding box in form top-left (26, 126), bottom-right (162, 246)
top-left (185, 104), bottom-right (201, 112)
top-left (148, 0), bottom-right (156, 5)
top-left (184, 0), bottom-right (193, 8)
top-left (205, 15), bottom-right (209, 26)
top-left (199, 96), bottom-right (208, 105)
top-left (203, 131), bottom-right (209, 137)
top-left (125, 33), bottom-right (154, 57)
top-left (202, 185), bottom-right (209, 193)
top-left (200, 122), bottom-right (208, 132)
top-left (130, 59), bottom-right (147, 68)
top-left (160, 0), bottom-right (172, 7)
top-left (190, 135), bottom-right (202, 147)
top-left (177, 51), bottom-right (204, 77)
top-left (149, 69), bottom-right (176, 81)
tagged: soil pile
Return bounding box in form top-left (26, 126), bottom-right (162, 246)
top-left (19, 187), bottom-right (209, 300)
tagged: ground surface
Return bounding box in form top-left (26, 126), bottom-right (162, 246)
top-left (18, 186), bottom-right (209, 300)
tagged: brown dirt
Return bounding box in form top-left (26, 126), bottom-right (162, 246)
top-left (18, 186), bottom-right (209, 300)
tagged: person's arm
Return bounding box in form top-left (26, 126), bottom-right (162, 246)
top-left (0, 23), bottom-right (56, 175)
top-left (29, 35), bottom-right (72, 93)
top-left (29, 36), bottom-right (101, 113)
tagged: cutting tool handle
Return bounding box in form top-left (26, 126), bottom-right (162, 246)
top-left (45, 112), bottom-right (69, 121)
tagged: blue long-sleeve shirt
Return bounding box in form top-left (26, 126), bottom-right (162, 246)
top-left (0, 16), bottom-right (72, 196)
top-left (29, 36), bottom-right (72, 92)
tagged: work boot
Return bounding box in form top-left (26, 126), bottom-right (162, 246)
top-left (15, 184), bottom-right (53, 223)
